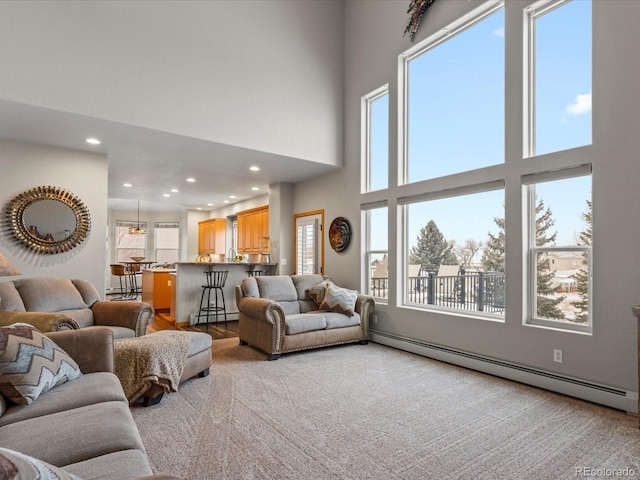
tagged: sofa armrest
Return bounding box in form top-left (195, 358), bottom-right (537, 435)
top-left (91, 300), bottom-right (154, 336)
top-left (355, 294), bottom-right (375, 338)
top-left (237, 296), bottom-right (282, 323)
top-left (0, 311), bottom-right (80, 332)
top-left (45, 327), bottom-right (115, 374)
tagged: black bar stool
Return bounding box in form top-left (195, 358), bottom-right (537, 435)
top-left (196, 270), bottom-right (228, 329)
top-left (247, 270), bottom-right (267, 277)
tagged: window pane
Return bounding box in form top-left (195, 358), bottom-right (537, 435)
top-left (406, 8), bottom-right (504, 183)
top-left (369, 93), bottom-right (388, 191)
top-left (155, 226), bottom-right (179, 249)
top-left (366, 207), bottom-right (388, 301)
top-left (530, 175), bottom-right (592, 327)
top-left (533, 0), bottom-right (592, 156)
top-left (405, 189), bottom-right (504, 315)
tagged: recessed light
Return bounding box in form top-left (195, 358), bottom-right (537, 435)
top-left (163, 194), bottom-right (170, 198)
top-left (123, 183), bottom-right (133, 188)
top-left (170, 188), bottom-right (179, 193)
top-left (86, 137), bottom-right (101, 145)
top-left (207, 203), bottom-right (213, 206)
top-left (196, 207), bottom-right (202, 210)
top-left (250, 166), bottom-right (260, 172)
top-left (229, 195), bottom-right (236, 199)
top-left (223, 200), bottom-right (229, 204)
top-left (186, 178), bottom-right (196, 183)
top-left (251, 187), bottom-right (259, 191)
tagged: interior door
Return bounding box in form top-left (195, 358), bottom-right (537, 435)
top-left (294, 210), bottom-right (324, 275)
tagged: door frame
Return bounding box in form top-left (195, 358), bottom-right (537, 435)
top-left (293, 209), bottom-right (324, 275)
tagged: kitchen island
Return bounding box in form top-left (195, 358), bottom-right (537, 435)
top-left (172, 262), bottom-right (278, 327)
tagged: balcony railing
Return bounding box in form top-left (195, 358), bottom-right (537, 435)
top-left (372, 268), bottom-right (505, 314)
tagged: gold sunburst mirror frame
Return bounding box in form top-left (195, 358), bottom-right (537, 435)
top-left (6, 186), bottom-right (91, 254)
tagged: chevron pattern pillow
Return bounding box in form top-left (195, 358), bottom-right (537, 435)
top-left (0, 447), bottom-right (82, 480)
top-left (0, 323), bottom-right (82, 405)
top-left (306, 280), bottom-right (333, 306)
top-left (319, 283), bottom-right (358, 317)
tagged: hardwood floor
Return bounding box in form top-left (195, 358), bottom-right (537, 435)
top-left (148, 312), bottom-right (239, 340)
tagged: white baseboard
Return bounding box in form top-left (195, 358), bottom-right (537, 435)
top-left (370, 330), bottom-right (638, 414)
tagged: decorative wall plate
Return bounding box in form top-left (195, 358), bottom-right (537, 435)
top-left (329, 217), bottom-right (352, 253)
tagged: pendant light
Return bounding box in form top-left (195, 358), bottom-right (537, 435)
top-left (129, 201), bottom-right (147, 235)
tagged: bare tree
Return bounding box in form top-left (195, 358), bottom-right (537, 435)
top-left (455, 238), bottom-right (484, 268)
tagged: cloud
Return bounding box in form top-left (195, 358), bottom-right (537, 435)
top-left (565, 92), bottom-right (592, 116)
top-left (493, 27), bottom-right (504, 38)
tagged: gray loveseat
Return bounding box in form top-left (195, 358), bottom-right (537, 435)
top-left (0, 326), bottom-right (181, 480)
top-left (236, 274), bottom-right (375, 360)
top-left (0, 277), bottom-right (153, 338)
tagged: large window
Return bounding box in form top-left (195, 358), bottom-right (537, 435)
top-left (362, 86), bottom-right (389, 193)
top-left (403, 188), bottom-right (504, 316)
top-left (364, 206), bottom-right (388, 302)
top-left (116, 221), bottom-right (146, 263)
top-left (405, 5), bottom-right (504, 183)
top-left (155, 222), bottom-right (179, 264)
top-left (529, 0), bottom-right (592, 157)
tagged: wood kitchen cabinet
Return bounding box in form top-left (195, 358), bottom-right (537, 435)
top-left (198, 218), bottom-right (226, 255)
top-left (237, 206), bottom-right (269, 253)
top-left (142, 269), bottom-right (173, 311)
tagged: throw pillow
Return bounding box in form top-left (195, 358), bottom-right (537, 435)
top-left (306, 280), bottom-right (333, 306)
top-left (319, 283), bottom-right (358, 317)
top-left (0, 323), bottom-right (82, 405)
top-left (0, 448), bottom-right (82, 480)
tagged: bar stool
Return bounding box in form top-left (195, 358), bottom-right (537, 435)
top-left (247, 270), bottom-right (267, 277)
top-left (110, 264), bottom-right (135, 300)
top-left (196, 270), bottom-right (228, 329)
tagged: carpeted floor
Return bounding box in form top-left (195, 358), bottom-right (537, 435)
top-left (132, 338), bottom-right (640, 480)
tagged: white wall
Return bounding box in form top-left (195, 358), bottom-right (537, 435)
top-left (0, 0), bottom-right (345, 166)
top-left (0, 139), bottom-right (108, 292)
top-left (295, 0), bottom-right (640, 401)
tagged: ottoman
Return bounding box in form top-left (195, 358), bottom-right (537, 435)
top-left (122, 330), bottom-right (212, 406)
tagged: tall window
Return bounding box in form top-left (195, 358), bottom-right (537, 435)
top-left (155, 222), bottom-right (179, 264)
top-left (528, 0), bottom-right (592, 157)
top-left (404, 5), bottom-right (504, 183)
top-left (116, 221), bottom-right (146, 263)
top-left (364, 206), bottom-right (388, 302)
top-left (294, 211), bottom-right (324, 275)
top-left (403, 188), bottom-right (504, 316)
top-left (525, 171), bottom-right (592, 331)
top-left (362, 86), bottom-right (389, 192)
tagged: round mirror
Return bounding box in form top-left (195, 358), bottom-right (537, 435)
top-left (6, 186), bottom-right (91, 254)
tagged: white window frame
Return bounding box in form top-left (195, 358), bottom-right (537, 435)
top-left (362, 203), bottom-right (388, 303)
top-left (361, 85), bottom-right (389, 193)
top-left (154, 222), bottom-right (179, 264)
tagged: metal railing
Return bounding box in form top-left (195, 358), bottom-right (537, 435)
top-left (372, 268), bottom-right (505, 314)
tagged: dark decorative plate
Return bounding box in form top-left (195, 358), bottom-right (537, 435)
top-left (329, 217), bottom-right (352, 253)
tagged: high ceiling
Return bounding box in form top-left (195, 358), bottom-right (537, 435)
top-left (0, 99), bottom-right (339, 212)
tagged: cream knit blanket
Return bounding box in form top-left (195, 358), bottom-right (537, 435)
top-left (114, 333), bottom-right (190, 405)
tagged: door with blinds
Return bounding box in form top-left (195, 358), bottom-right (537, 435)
top-left (294, 211), bottom-right (324, 275)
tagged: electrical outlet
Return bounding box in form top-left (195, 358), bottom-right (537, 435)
top-left (553, 349), bottom-right (563, 363)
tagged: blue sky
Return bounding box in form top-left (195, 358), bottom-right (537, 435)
top-left (370, 0), bottom-right (591, 253)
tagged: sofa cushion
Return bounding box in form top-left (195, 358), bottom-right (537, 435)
top-left (0, 281), bottom-right (26, 312)
top-left (291, 274), bottom-right (326, 301)
top-left (322, 311), bottom-right (362, 329)
top-left (0, 395), bottom-right (5, 418)
top-left (319, 283), bottom-right (358, 316)
top-left (63, 449), bottom-right (153, 480)
top-left (0, 372), bottom-right (125, 428)
top-left (0, 401), bottom-right (146, 468)
top-left (240, 277), bottom-right (260, 298)
top-left (285, 313), bottom-right (327, 335)
top-left (70, 279), bottom-right (101, 308)
top-left (15, 278), bottom-right (87, 313)
top-left (0, 324), bottom-right (82, 405)
top-left (57, 308), bottom-right (94, 329)
top-left (255, 276), bottom-right (298, 302)
top-left (0, 447), bottom-right (81, 480)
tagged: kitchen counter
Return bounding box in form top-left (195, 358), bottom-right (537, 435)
top-left (171, 262), bottom-right (278, 326)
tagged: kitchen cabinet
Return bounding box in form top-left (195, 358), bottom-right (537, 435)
top-left (198, 218), bottom-right (226, 255)
top-left (237, 206), bottom-right (269, 253)
top-left (142, 269), bottom-right (173, 311)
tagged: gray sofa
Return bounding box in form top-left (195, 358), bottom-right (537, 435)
top-left (0, 326), bottom-right (181, 480)
top-left (0, 277), bottom-right (153, 338)
top-left (236, 274), bottom-right (375, 360)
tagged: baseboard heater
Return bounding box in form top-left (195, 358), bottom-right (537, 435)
top-left (370, 330), bottom-right (638, 414)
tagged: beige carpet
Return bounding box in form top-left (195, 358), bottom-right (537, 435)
top-left (132, 338), bottom-right (640, 479)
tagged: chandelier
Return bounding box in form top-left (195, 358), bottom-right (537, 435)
top-left (129, 201), bottom-right (147, 235)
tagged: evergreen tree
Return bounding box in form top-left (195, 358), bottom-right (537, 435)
top-left (535, 200), bottom-right (565, 319)
top-left (409, 220), bottom-right (457, 271)
top-left (571, 200), bottom-right (592, 323)
top-left (481, 217), bottom-right (505, 272)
